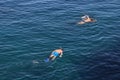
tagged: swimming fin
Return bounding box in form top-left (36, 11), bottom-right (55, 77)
top-left (44, 58), bottom-right (50, 62)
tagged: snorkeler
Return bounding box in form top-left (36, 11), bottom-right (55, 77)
top-left (49, 48), bottom-right (63, 61)
top-left (78, 15), bottom-right (96, 24)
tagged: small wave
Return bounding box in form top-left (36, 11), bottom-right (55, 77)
top-left (19, 0), bottom-right (57, 5)
top-left (0, 0), bottom-right (15, 3)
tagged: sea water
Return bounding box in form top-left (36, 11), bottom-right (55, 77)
top-left (0, 0), bottom-right (120, 80)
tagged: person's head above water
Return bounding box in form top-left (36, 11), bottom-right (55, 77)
top-left (90, 18), bottom-right (96, 22)
top-left (59, 47), bottom-right (63, 51)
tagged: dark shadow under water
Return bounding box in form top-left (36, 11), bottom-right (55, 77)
top-left (74, 37), bottom-right (120, 80)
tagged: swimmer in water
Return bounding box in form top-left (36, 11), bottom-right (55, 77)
top-left (49, 48), bottom-right (63, 61)
top-left (78, 15), bottom-right (96, 24)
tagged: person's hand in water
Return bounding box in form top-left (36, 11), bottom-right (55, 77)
top-left (59, 55), bottom-right (62, 57)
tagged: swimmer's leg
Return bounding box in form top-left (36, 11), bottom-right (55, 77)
top-left (78, 21), bottom-right (85, 24)
top-left (49, 55), bottom-right (56, 61)
top-left (51, 56), bottom-right (56, 61)
top-left (49, 55), bottom-right (53, 60)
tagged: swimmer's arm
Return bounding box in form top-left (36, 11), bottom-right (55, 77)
top-left (59, 52), bottom-right (63, 57)
top-left (81, 15), bottom-right (89, 20)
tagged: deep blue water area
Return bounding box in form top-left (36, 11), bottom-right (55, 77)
top-left (0, 0), bottom-right (120, 80)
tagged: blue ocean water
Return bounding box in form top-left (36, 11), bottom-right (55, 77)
top-left (0, 0), bottom-right (120, 80)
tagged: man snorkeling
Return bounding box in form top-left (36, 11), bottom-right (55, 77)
top-left (78, 15), bottom-right (96, 24)
top-left (49, 48), bottom-right (63, 61)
